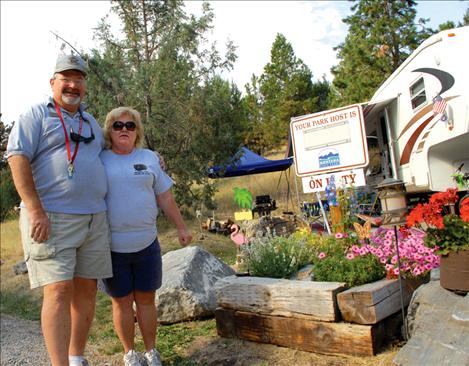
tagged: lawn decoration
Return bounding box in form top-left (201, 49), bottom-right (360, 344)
top-left (230, 223), bottom-right (248, 266)
top-left (353, 220), bottom-right (372, 240)
top-left (230, 224), bottom-right (248, 247)
top-left (233, 187), bottom-right (253, 221)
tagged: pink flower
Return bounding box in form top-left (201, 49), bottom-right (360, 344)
top-left (346, 253), bottom-right (355, 260)
top-left (335, 233), bottom-right (344, 239)
top-left (351, 245), bottom-right (360, 253)
top-left (424, 263), bottom-right (434, 270)
top-left (318, 252), bottom-right (326, 259)
top-left (380, 257), bottom-right (387, 264)
top-left (393, 268), bottom-right (400, 275)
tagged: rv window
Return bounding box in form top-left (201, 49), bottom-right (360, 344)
top-left (410, 78), bottom-right (427, 110)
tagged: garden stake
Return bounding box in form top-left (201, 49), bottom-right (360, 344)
top-left (393, 225), bottom-right (408, 341)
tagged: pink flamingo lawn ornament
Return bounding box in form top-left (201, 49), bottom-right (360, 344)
top-left (230, 224), bottom-right (248, 266)
top-left (230, 224), bottom-right (248, 246)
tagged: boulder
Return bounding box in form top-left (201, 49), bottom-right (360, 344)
top-left (289, 264), bottom-right (314, 281)
top-left (244, 215), bottom-right (299, 240)
top-left (13, 260), bottom-right (28, 275)
top-left (157, 245), bottom-right (235, 324)
top-left (393, 281), bottom-right (469, 365)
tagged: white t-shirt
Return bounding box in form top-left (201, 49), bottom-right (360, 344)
top-left (100, 148), bottom-right (173, 253)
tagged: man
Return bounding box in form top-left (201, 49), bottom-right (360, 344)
top-left (7, 54), bottom-right (112, 366)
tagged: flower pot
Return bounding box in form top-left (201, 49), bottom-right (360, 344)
top-left (440, 249), bottom-right (469, 293)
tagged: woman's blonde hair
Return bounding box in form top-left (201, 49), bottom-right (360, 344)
top-left (103, 106), bottom-right (145, 149)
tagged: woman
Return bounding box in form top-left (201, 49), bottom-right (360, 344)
top-left (100, 107), bottom-right (192, 366)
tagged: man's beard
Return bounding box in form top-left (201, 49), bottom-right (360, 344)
top-left (62, 94), bottom-right (81, 106)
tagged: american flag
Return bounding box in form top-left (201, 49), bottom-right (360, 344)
top-left (433, 95), bottom-right (447, 115)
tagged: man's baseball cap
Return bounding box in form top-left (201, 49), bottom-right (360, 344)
top-left (54, 54), bottom-right (88, 76)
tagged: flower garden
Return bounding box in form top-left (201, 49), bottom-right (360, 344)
top-left (214, 187), bottom-right (469, 356)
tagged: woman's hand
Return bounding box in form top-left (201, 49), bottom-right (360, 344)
top-left (178, 228), bottom-right (192, 247)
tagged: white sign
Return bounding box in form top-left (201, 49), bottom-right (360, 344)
top-left (290, 104), bottom-right (369, 177)
top-left (301, 169), bottom-right (366, 193)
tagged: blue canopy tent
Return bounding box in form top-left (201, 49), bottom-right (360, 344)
top-left (207, 147), bottom-right (293, 178)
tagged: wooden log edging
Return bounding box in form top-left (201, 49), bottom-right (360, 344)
top-left (337, 277), bottom-right (427, 324)
top-left (215, 308), bottom-right (402, 357)
top-left (215, 276), bottom-right (346, 322)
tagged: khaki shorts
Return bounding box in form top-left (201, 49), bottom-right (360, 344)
top-left (20, 208), bottom-right (113, 289)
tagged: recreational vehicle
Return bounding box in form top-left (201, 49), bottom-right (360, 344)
top-left (362, 26), bottom-right (468, 198)
top-left (291, 26), bottom-right (469, 207)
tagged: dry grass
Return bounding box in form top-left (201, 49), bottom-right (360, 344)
top-left (0, 217), bottom-right (43, 320)
top-left (0, 218), bottom-right (23, 260)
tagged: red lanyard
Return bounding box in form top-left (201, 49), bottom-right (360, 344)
top-left (54, 101), bottom-right (83, 165)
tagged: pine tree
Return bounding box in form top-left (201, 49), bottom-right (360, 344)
top-left (331, 0), bottom-right (432, 107)
top-left (259, 33), bottom-right (316, 148)
top-left (85, 0), bottom-right (243, 209)
top-left (243, 34), bottom-right (330, 153)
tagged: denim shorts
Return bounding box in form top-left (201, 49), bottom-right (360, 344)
top-left (101, 239), bottom-right (163, 297)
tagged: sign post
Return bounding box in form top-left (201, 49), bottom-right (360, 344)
top-left (290, 104), bottom-right (369, 233)
top-left (290, 104), bottom-right (368, 177)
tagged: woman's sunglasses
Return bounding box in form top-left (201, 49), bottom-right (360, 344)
top-left (70, 114), bottom-right (95, 144)
top-left (112, 121), bottom-right (136, 131)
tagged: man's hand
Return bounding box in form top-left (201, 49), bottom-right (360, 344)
top-left (8, 155), bottom-right (50, 242)
top-left (155, 151), bottom-right (166, 171)
top-left (28, 209), bottom-right (50, 243)
top-left (178, 228), bottom-right (192, 247)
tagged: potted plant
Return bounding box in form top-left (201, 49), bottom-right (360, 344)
top-left (406, 188), bottom-right (469, 292)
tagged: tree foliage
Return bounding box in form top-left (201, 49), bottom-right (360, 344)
top-left (0, 117), bottom-right (19, 221)
top-left (85, 0), bottom-right (244, 209)
top-left (331, 0), bottom-right (432, 107)
top-left (244, 34), bottom-right (331, 153)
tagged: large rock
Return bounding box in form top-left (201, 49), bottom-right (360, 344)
top-left (157, 245), bottom-right (235, 324)
top-left (13, 260), bottom-right (28, 275)
top-left (394, 281), bottom-right (469, 365)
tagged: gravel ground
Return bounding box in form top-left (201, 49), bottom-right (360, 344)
top-left (1, 314), bottom-right (49, 365)
top-left (0, 314), bottom-right (120, 366)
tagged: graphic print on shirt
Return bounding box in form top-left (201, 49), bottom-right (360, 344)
top-left (133, 163), bottom-right (150, 175)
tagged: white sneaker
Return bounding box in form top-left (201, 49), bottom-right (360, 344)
top-left (69, 356), bottom-right (89, 366)
top-left (144, 348), bottom-right (162, 366)
top-left (123, 349), bottom-right (143, 366)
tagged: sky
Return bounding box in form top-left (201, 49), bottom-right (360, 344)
top-left (1, 0), bottom-right (468, 124)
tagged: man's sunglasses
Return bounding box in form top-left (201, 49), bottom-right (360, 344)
top-left (112, 121), bottom-right (136, 131)
top-left (70, 115), bottom-right (95, 144)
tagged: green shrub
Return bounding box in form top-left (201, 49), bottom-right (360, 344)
top-left (313, 242), bottom-right (385, 288)
top-left (242, 232), bottom-right (314, 278)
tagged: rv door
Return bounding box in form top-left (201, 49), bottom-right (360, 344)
top-left (363, 97), bottom-right (398, 182)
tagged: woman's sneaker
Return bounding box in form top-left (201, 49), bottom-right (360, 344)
top-left (144, 348), bottom-right (162, 366)
top-left (123, 349), bottom-right (143, 366)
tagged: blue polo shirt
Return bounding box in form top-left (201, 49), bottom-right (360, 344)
top-left (6, 97), bottom-right (107, 214)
